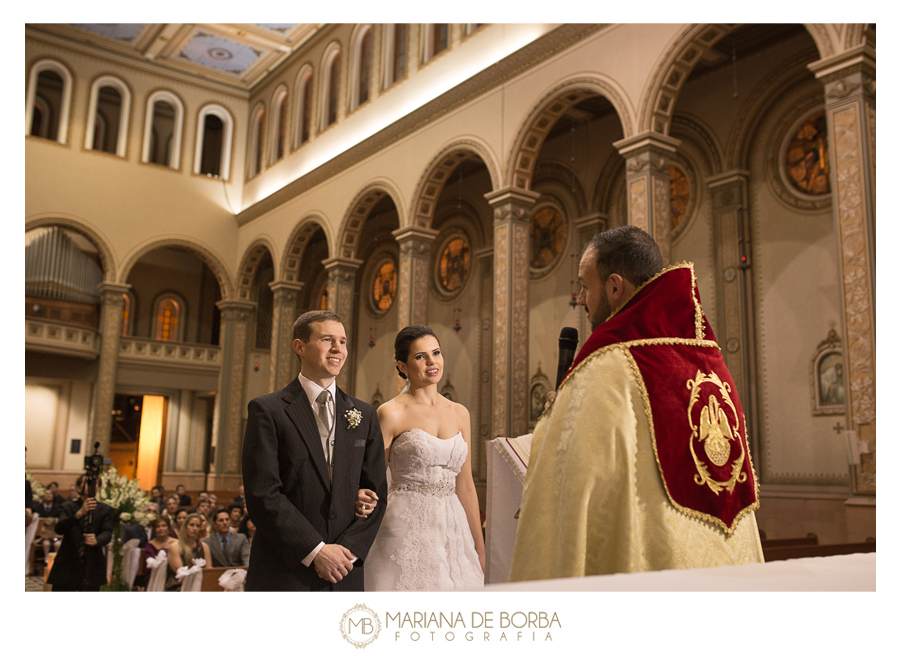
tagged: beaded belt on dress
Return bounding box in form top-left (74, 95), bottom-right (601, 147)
top-left (390, 481), bottom-right (456, 497)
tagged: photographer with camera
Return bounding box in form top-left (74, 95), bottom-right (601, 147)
top-left (47, 447), bottom-right (113, 591)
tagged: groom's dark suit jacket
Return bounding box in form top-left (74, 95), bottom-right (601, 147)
top-left (242, 377), bottom-right (387, 591)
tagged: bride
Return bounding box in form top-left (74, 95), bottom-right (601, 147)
top-left (358, 325), bottom-right (485, 591)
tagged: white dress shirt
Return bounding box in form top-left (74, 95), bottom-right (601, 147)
top-left (295, 372), bottom-right (356, 568)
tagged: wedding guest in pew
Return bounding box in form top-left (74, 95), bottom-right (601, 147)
top-left (227, 503), bottom-right (243, 533)
top-left (237, 514), bottom-right (256, 547)
top-left (162, 496), bottom-right (180, 529)
top-left (47, 481), bottom-right (67, 507)
top-left (173, 509), bottom-right (188, 538)
top-left (35, 488), bottom-right (62, 519)
top-left (232, 485), bottom-right (245, 508)
top-left (142, 515), bottom-right (178, 589)
top-left (168, 513), bottom-right (211, 588)
top-left (204, 509), bottom-right (250, 567)
top-left (175, 484), bottom-right (191, 508)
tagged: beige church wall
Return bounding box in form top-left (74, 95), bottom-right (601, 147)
top-left (243, 349), bottom-right (272, 410)
top-left (353, 287), bottom-right (400, 407)
top-left (25, 37), bottom-right (246, 281)
top-left (748, 147), bottom-right (844, 484)
top-left (669, 149), bottom-right (717, 336)
top-left (25, 382), bottom-right (62, 470)
top-left (25, 378), bottom-right (92, 482)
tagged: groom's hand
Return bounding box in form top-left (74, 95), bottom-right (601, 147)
top-left (313, 544), bottom-right (355, 583)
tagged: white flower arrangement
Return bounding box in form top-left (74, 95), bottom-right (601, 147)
top-left (26, 472), bottom-right (46, 501)
top-left (344, 408), bottom-right (363, 430)
top-left (96, 466), bottom-right (153, 526)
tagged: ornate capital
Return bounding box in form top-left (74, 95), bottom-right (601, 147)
top-left (215, 300), bottom-right (256, 322)
top-left (614, 131), bottom-right (681, 162)
top-left (269, 280), bottom-right (305, 305)
top-left (484, 186), bottom-right (541, 225)
top-left (392, 225), bottom-right (439, 256)
top-left (706, 170), bottom-right (750, 211)
top-left (97, 281), bottom-right (132, 308)
top-left (322, 256), bottom-right (363, 279)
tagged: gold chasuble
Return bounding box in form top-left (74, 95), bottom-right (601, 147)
top-left (509, 264), bottom-right (763, 582)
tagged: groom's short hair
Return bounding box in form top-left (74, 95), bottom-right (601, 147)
top-left (293, 310), bottom-right (343, 343)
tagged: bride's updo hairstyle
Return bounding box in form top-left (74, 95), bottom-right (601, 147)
top-left (394, 325), bottom-right (439, 379)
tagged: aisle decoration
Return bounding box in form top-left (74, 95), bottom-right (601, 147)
top-left (96, 466), bottom-right (153, 591)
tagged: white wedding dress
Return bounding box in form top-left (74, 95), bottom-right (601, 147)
top-left (364, 428), bottom-right (483, 591)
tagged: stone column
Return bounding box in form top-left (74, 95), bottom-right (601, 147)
top-left (484, 186), bottom-right (540, 440)
top-left (810, 45), bottom-right (876, 495)
top-left (268, 280), bottom-right (305, 392)
top-left (323, 257), bottom-right (362, 392)
top-left (707, 171), bottom-right (756, 420)
top-left (209, 300), bottom-right (255, 490)
top-left (474, 247), bottom-right (494, 482)
top-left (393, 225), bottom-right (439, 329)
top-left (613, 131), bottom-right (681, 264)
top-left (89, 282), bottom-right (130, 456)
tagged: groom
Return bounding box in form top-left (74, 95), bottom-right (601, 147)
top-left (242, 310), bottom-right (387, 591)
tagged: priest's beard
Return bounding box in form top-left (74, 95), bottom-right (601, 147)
top-left (591, 289), bottom-right (615, 332)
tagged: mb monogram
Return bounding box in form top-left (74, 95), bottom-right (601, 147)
top-left (340, 604), bottom-right (381, 648)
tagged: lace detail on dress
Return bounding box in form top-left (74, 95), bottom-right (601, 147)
top-left (384, 429), bottom-right (480, 591)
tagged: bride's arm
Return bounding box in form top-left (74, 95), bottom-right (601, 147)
top-left (454, 404), bottom-right (486, 573)
top-left (354, 402), bottom-right (400, 518)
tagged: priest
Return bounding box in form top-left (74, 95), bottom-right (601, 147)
top-left (509, 226), bottom-right (763, 582)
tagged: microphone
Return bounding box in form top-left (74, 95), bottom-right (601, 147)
top-left (556, 327), bottom-right (579, 389)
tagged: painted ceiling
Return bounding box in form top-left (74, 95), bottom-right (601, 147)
top-left (29, 23), bottom-right (323, 91)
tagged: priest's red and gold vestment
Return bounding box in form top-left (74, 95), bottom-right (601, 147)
top-left (509, 264), bottom-right (763, 582)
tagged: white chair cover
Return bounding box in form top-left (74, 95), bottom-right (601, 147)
top-left (176, 557), bottom-right (206, 592)
top-left (25, 514), bottom-right (41, 575)
top-left (218, 568), bottom-right (247, 592)
top-left (145, 550), bottom-right (168, 592)
top-left (121, 538), bottom-right (142, 588)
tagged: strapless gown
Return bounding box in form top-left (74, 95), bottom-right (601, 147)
top-left (364, 428), bottom-right (483, 591)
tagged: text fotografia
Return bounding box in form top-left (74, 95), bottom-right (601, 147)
top-left (386, 611), bottom-right (561, 642)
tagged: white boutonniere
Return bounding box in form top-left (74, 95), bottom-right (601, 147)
top-left (344, 408), bottom-right (363, 430)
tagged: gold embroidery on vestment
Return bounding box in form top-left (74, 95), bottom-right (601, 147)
top-left (686, 370), bottom-right (747, 495)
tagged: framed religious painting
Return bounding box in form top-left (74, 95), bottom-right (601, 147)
top-left (810, 327), bottom-right (846, 416)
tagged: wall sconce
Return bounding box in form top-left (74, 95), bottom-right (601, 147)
top-left (368, 326), bottom-right (376, 348)
top-left (253, 362), bottom-right (259, 372)
top-left (452, 308), bottom-right (462, 332)
top-left (569, 293), bottom-right (578, 309)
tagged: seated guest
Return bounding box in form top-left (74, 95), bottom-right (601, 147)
top-left (163, 496), bottom-right (180, 528)
top-left (67, 484), bottom-right (80, 503)
top-left (35, 489), bottom-right (62, 518)
top-left (208, 493), bottom-right (219, 509)
top-left (204, 509), bottom-right (250, 567)
top-left (232, 485), bottom-right (245, 507)
top-left (168, 513), bottom-right (212, 588)
top-left (227, 503), bottom-right (243, 532)
top-left (149, 486), bottom-right (166, 512)
top-left (236, 514), bottom-right (256, 547)
top-left (175, 484), bottom-right (191, 507)
top-left (142, 516), bottom-right (178, 589)
top-left (188, 491), bottom-right (209, 513)
top-left (174, 509), bottom-right (188, 531)
top-left (193, 498), bottom-right (211, 519)
top-left (48, 481), bottom-right (67, 507)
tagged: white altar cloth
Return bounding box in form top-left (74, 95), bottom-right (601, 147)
top-left (485, 553), bottom-right (875, 591)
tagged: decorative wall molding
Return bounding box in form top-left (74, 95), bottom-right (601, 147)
top-left (118, 337), bottom-right (222, 371)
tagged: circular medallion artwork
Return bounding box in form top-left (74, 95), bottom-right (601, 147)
top-left (438, 235), bottom-right (472, 294)
top-left (530, 206), bottom-right (565, 271)
top-left (669, 164), bottom-right (690, 231)
top-left (208, 47), bottom-right (233, 60)
top-left (371, 259), bottom-right (397, 312)
top-left (785, 111), bottom-right (830, 195)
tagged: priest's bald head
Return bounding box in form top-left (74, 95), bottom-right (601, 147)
top-left (577, 226), bottom-right (663, 330)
